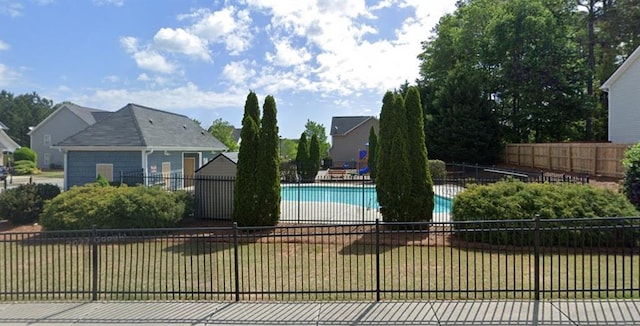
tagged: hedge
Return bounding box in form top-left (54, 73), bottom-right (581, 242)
top-left (452, 180), bottom-right (639, 246)
top-left (40, 185), bottom-right (187, 230)
top-left (0, 183), bottom-right (61, 224)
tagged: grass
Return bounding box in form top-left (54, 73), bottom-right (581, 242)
top-left (36, 170), bottom-right (64, 178)
top-left (1, 233), bottom-right (639, 301)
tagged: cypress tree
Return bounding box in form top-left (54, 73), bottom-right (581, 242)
top-left (256, 95), bottom-right (280, 226)
top-left (309, 134), bottom-right (320, 180)
top-left (386, 129), bottom-right (412, 222)
top-left (295, 133), bottom-right (310, 182)
top-left (233, 92), bottom-right (261, 226)
top-left (375, 91), bottom-right (395, 213)
top-left (405, 86), bottom-right (434, 221)
top-left (368, 126), bottom-right (378, 181)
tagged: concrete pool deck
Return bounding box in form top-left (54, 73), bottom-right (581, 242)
top-left (280, 184), bottom-right (464, 224)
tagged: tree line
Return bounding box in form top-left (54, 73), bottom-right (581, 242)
top-left (418, 0), bottom-right (640, 164)
top-left (0, 90), bottom-right (55, 147)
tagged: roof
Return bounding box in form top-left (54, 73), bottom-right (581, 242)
top-left (28, 103), bottom-right (110, 135)
top-left (195, 152), bottom-right (238, 173)
top-left (0, 129), bottom-right (20, 152)
top-left (56, 103), bottom-right (227, 150)
top-left (0, 121), bottom-right (8, 130)
top-left (330, 116), bottom-right (377, 136)
top-left (601, 45), bottom-right (640, 91)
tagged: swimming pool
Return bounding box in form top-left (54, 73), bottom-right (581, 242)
top-left (281, 185), bottom-right (452, 213)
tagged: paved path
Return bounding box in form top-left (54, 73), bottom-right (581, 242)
top-left (1, 300), bottom-right (639, 325)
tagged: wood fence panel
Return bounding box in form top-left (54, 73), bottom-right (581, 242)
top-left (505, 143), bottom-right (632, 178)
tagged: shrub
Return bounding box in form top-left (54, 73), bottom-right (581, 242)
top-left (452, 180), bottom-right (639, 246)
top-left (429, 160), bottom-right (447, 180)
top-left (40, 185), bottom-right (186, 230)
top-left (0, 183), bottom-right (61, 224)
top-left (95, 174), bottom-right (110, 187)
top-left (12, 160), bottom-right (40, 175)
top-left (13, 147), bottom-right (37, 163)
top-left (623, 143), bottom-right (640, 210)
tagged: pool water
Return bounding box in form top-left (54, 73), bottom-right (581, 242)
top-left (281, 185), bottom-right (452, 213)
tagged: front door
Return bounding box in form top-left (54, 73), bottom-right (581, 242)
top-left (183, 157), bottom-right (195, 188)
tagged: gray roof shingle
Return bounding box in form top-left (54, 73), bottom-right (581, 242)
top-left (57, 103), bottom-right (227, 150)
top-left (64, 103), bottom-right (110, 125)
top-left (330, 116), bottom-right (375, 135)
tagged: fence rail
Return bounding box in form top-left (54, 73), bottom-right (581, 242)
top-left (1, 217), bottom-right (638, 301)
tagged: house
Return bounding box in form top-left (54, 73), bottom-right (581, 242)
top-left (600, 45), bottom-right (640, 143)
top-left (28, 103), bottom-right (110, 169)
top-left (0, 121), bottom-right (20, 165)
top-left (55, 103), bottom-right (227, 190)
top-left (194, 152), bottom-right (238, 219)
top-left (328, 116), bottom-right (379, 169)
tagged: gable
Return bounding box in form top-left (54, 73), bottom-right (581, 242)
top-left (28, 103), bottom-right (109, 136)
top-left (601, 45), bottom-right (640, 91)
top-left (330, 116), bottom-right (376, 136)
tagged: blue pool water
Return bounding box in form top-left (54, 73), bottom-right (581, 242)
top-left (281, 185), bottom-right (452, 213)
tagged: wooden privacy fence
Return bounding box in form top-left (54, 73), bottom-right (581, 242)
top-left (505, 143), bottom-right (632, 178)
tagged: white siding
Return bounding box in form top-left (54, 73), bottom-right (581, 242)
top-left (609, 56), bottom-right (640, 143)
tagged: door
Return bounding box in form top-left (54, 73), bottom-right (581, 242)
top-left (183, 157), bottom-right (195, 188)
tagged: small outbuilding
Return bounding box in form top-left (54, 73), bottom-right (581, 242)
top-left (194, 152), bottom-right (238, 219)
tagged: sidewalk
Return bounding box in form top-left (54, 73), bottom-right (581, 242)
top-left (1, 300), bottom-right (639, 325)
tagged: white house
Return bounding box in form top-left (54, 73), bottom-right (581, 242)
top-left (600, 45), bottom-right (640, 143)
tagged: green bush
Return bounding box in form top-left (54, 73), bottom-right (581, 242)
top-left (452, 180), bottom-right (639, 246)
top-left (623, 143), bottom-right (640, 210)
top-left (12, 160), bottom-right (40, 175)
top-left (13, 147), bottom-right (37, 163)
top-left (0, 183), bottom-right (61, 224)
top-left (95, 174), bottom-right (110, 187)
top-left (429, 160), bottom-right (446, 180)
top-left (40, 185), bottom-right (187, 230)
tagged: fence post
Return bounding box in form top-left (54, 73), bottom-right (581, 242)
top-left (233, 222), bottom-right (240, 302)
top-left (362, 175), bottom-right (365, 224)
top-left (297, 179), bottom-right (301, 223)
top-left (91, 225), bottom-right (98, 301)
top-left (375, 218), bottom-right (380, 301)
top-left (534, 214), bottom-right (540, 301)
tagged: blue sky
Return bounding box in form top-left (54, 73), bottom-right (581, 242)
top-left (0, 0), bottom-right (456, 139)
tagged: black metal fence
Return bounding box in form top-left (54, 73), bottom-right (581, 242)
top-left (119, 168), bottom-right (588, 224)
top-left (1, 217), bottom-right (638, 301)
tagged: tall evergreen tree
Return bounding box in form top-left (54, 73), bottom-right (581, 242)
top-left (256, 95), bottom-right (280, 226)
top-left (405, 87), bottom-right (434, 221)
top-left (233, 92), bottom-right (261, 226)
top-left (295, 133), bottom-right (311, 181)
top-left (375, 91), bottom-right (396, 214)
top-left (309, 134), bottom-right (320, 180)
top-left (368, 126), bottom-right (378, 181)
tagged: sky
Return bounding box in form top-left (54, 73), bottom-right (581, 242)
top-left (0, 0), bottom-right (457, 139)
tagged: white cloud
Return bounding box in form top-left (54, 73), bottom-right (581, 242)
top-left (190, 6), bottom-right (253, 55)
top-left (0, 1), bottom-right (23, 17)
top-left (265, 39), bottom-right (312, 67)
top-left (93, 0), bottom-right (124, 7)
top-left (72, 83), bottom-right (247, 113)
top-left (103, 75), bottom-right (119, 83)
top-left (0, 40), bottom-right (9, 51)
top-left (222, 60), bottom-right (257, 85)
top-left (0, 63), bottom-right (20, 87)
top-left (120, 36), bottom-right (177, 74)
top-left (153, 28), bottom-right (211, 61)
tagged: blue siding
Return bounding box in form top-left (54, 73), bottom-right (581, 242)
top-left (66, 151), bottom-right (141, 189)
top-left (147, 151), bottom-right (183, 175)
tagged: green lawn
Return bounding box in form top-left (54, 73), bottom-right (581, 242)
top-left (37, 170), bottom-right (64, 178)
top-left (1, 235), bottom-right (638, 301)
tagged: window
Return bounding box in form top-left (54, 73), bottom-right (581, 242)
top-left (44, 134), bottom-right (51, 147)
top-left (43, 153), bottom-right (50, 167)
top-left (96, 164), bottom-right (113, 182)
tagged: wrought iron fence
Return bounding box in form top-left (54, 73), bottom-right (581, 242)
top-left (1, 217), bottom-right (638, 301)
top-left (117, 169), bottom-right (588, 223)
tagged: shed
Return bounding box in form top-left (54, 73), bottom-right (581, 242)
top-left (194, 152), bottom-right (238, 219)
